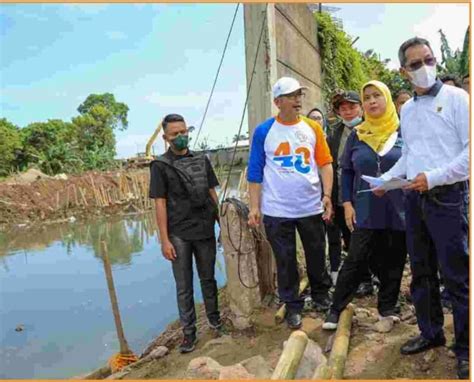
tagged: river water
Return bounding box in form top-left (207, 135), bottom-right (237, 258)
top-left (0, 212), bottom-right (227, 378)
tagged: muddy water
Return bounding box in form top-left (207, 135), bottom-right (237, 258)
top-left (0, 212), bottom-right (227, 379)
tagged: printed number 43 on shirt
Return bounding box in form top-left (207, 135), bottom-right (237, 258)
top-left (273, 142), bottom-right (311, 174)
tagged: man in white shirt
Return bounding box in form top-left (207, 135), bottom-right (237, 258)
top-left (247, 77), bottom-right (334, 329)
top-left (377, 37), bottom-right (469, 379)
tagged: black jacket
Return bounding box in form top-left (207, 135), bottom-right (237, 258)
top-left (326, 120), bottom-right (348, 205)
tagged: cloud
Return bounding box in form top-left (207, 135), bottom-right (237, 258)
top-left (105, 30), bottom-right (127, 41)
top-left (412, 4), bottom-right (469, 58)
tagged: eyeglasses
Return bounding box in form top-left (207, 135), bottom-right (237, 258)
top-left (281, 91), bottom-right (305, 100)
top-left (405, 56), bottom-right (437, 72)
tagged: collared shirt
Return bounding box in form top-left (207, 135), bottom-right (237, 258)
top-left (247, 115), bottom-right (333, 218)
top-left (381, 80), bottom-right (469, 189)
top-left (149, 149), bottom-right (219, 240)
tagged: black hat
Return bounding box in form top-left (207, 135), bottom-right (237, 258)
top-left (331, 90), bottom-right (361, 111)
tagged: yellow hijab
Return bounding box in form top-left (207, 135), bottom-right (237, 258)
top-left (356, 80), bottom-right (399, 153)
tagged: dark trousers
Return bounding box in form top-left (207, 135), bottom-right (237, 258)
top-left (169, 235), bottom-right (220, 336)
top-left (405, 184), bottom-right (469, 361)
top-left (331, 228), bottom-right (406, 314)
top-left (263, 214), bottom-right (332, 313)
top-left (326, 205), bottom-right (373, 284)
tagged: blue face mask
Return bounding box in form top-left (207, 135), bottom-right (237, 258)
top-left (342, 116), bottom-right (362, 127)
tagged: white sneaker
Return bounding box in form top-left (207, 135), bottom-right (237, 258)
top-left (331, 271), bottom-right (339, 286)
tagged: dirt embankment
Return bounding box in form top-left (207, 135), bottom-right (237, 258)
top-left (0, 168), bottom-right (152, 230)
top-left (107, 278), bottom-right (458, 380)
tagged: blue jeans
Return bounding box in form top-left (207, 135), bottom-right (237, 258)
top-left (263, 213), bottom-right (331, 313)
top-left (405, 182), bottom-right (469, 361)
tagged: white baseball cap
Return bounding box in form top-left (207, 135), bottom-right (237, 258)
top-left (272, 77), bottom-right (308, 99)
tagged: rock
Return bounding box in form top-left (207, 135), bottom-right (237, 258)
top-left (423, 349), bottom-right (437, 363)
top-left (54, 173), bottom-right (68, 180)
top-left (15, 324), bottom-right (24, 332)
top-left (373, 317), bottom-right (394, 333)
top-left (202, 335), bottom-right (235, 351)
top-left (401, 311), bottom-right (415, 321)
top-left (106, 370), bottom-right (129, 379)
top-left (301, 317), bottom-right (322, 335)
top-left (420, 363), bottom-right (430, 372)
top-left (447, 350), bottom-right (456, 359)
top-left (295, 339), bottom-right (326, 379)
top-left (240, 355), bottom-right (272, 379)
top-left (364, 333), bottom-right (382, 342)
top-left (186, 357), bottom-right (223, 380)
top-left (355, 308), bottom-right (371, 317)
top-left (230, 314), bottom-right (253, 330)
top-left (149, 346), bottom-right (168, 359)
top-left (219, 364), bottom-right (254, 380)
top-left (68, 216), bottom-right (77, 223)
top-left (407, 316), bottom-right (418, 325)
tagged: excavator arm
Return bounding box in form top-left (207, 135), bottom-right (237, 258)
top-left (145, 122), bottom-right (163, 160)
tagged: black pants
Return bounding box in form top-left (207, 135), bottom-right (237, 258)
top-left (331, 228), bottom-right (406, 314)
top-left (326, 206), bottom-right (373, 284)
top-left (405, 184), bottom-right (469, 361)
top-left (169, 235), bottom-right (220, 336)
top-left (263, 214), bottom-right (332, 313)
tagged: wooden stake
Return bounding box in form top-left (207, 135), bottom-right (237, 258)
top-left (100, 241), bottom-right (132, 355)
top-left (79, 187), bottom-right (88, 206)
top-left (271, 330), bottom-right (308, 380)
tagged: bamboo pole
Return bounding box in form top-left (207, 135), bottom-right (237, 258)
top-left (73, 184), bottom-right (79, 206)
top-left (328, 304), bottom-right (354, 379)
top-left (89, 175), bottom-right (101, 207)
top-left (271, 330), bottom-right (308, 380)
top-left (79, 187), bottom-right (88, 206)
top-left (312, 304), bottom-right (354, 380)
top-left (275, 277), bottom-right (309, 324)
top-left (100, 241), bottom-right (133, 355)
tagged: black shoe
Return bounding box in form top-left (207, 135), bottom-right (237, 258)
top-left (209, 317), bottom-right (223, 330)
top-left (457, 359), bottom-right (469, 379)
top-left (322, 310), bottom-right (339, 330)
top-left (355, 282), bottom-right (374, 297)
top-left (286, 312), bottom-right (302, 330)
top-left (400, 335), bottom-right (446, 355)
top-left (313, 296), bottom-right (331, 312)
top-left (179, 334), bottom-right (197, 353)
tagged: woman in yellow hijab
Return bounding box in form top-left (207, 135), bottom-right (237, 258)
top-left (323, 80), bottom-right (407, 330)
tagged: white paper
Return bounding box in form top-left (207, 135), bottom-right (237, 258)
top-left (359, 175), bottom-right (410, 193)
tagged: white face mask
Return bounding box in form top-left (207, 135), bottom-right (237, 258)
top-left (342, 116), bottom-right (362, 128)
top-left (409, 65), bottom-right (437, 89)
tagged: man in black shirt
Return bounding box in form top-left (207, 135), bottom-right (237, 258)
top-left (149, 114), bottom-right (221, 353)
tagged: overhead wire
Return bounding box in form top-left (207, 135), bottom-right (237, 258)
top-left (193, 3), bottom-right (241, 149)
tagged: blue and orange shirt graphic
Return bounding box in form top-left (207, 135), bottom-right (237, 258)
top-left (247, 116), bottom-right (332, 218)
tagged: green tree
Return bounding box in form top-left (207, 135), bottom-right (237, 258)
top-left (438, 27), bottom-right (470, 77)
top-left (77, 93), bottom-right (129, 131)
top-left (20, 119), bottom-right (80, 174)
top-left (314, 12), bottom-right (410, 106)
top-left (73, 93), bottom-right (129, 171)
top-left (0, 118), bottom-right (22, 176)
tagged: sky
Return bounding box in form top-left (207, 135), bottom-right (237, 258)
top-left (0, 3), bottom-right (470, 158)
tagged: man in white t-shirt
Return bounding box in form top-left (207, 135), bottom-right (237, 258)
top-left (247, 77), bottom-right (334, 329)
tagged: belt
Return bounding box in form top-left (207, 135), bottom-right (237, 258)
top-left (427, 180), bottom-right (469, 196)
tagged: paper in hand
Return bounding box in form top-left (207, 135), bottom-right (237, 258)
top-left (359, 175), bottom-right (410, 193)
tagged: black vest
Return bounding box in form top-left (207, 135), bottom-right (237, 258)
top-left (155, 153), bottom-right (211, 210)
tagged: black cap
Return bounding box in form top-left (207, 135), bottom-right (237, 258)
top-left (331, 90), bottom-right (361, 111)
